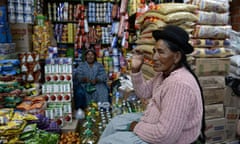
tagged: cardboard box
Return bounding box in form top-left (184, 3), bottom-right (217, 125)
top-left (206, 131), bottom-right (226, 144)
top-left (0, 0), bottom-right (7, 6)
top-left (10, 23), bottom-right (33, 52)
top-left (61, 119), bottom-right (79, 133)
top-left (205, 118), bottom-right (226, 134)
top-left (225, 107), bottom-right (239, 123)
top-left (194, 58), bottom-right (230, 76)
top-left (225, 122), bottom-right (237, 141)
top-left (224, 140), bottom-right (240, 144)
top-left (203, 87), bottom-right (225, 105)
top-left (205, 104), bottom-right (224, 120)
top-left (199, 76), bottom-right (225, 88)
top-left (224, 86), bottom-right (240, 108)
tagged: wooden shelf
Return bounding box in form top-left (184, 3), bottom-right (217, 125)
top-left (87, 22), bottom-right (112, 25)
top-left (52, 21), bottom-right (78, 24)
top-left (47, 0), bottom-right (114, 2)
top-left (84, 0), bottom-right (114, 2)
top-left (57, 42), bottom-right (75, 45)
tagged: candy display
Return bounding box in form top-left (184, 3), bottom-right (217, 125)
top-left (32, 21), bottom-right (52, 59)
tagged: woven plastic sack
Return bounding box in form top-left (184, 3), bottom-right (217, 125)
top-left (192, 25), bottom-right (232, 39)
top-left (164, 11), bottom-right (198, 23)
top-left (134, 45), bottom-right (154, 54)
top-left (149, 3), bottom-right (198, 15)
top-left (191, 47), bottom-right (234, 58)
top-left (197, 11), bottom-right (229, 25)
top-left (192, 0), bottom-right (229, 13)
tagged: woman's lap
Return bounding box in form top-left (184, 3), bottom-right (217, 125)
top-left (98, 113), bottom-right (147, 144)
top-left (98, 131), bottom-right (148, 144)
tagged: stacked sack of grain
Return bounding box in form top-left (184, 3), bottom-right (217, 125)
top-left (134, 3), bottom-right (198, 79)
top-left (189, 0), bottom-right (237, 143)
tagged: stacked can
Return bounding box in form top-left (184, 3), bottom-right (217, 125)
top-left (87, 2), bottom-right (112, 23)
top-left (105, 2), bottom-right (113, 23)
top-left (101, 25), bottom-right (112, 44)
top-left (112, 48), bottom-right (120, 73)
top-left (103, 51), bottom-right (110, 73)
top-left (48, 2), bottom-right (75, 22)
top-left (53, 22), bottom-right (75, 44)
top-left (68, 3), bottom-right (73, 21)
top-left (61, 25), bottom-right (68, 43)
top-left (47, 3), bottom-right (52, 21)
top-left (8, 0), bottom-right (34, 24)
top-left (35, 0), bottom-right (43, 14)
top-left (87, 2), bottom-right (95, 23)
top-left (54, 24), bottom-right (63, 43)
top-left (52, 3), bottom-right (57, 21)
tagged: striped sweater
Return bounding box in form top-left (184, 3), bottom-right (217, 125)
top-left (131, 67), bottom-right (203, 144)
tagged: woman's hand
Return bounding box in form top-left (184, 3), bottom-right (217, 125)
top-left (82, 77), bottom-right (89, 83)
top-left (129, 121), bottom-right (138, 131)
top-left (131, 49), bottom-right (144, 73)
top-left (91, 79), bottom-right (98, 85)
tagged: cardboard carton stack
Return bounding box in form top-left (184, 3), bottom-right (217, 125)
top-left (10, 23), bottom-right (33, 53)
top-left (223, 55), bottom-right (240, 142)
top-left (199, 75), bottom-right (227, 143)
top-left (189, 0), bottom-right (235, 143)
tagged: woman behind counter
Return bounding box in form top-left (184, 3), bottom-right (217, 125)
top-left (74, 49), bottom-right (109, 109)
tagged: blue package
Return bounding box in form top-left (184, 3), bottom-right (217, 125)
top-left (0, 25), bottom-right (6, 43)
top-left (2, 63), bottom-right (14, 71)
top-left (0, 6), bottom-right (7, 24)
top-left (0, 59), bottom-right (20, 66)
top-left (1, 69), bottom-right (17, 76)
top-left (5, 23), bottom-right (12, 43)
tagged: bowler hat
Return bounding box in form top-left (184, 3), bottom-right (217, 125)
top-left (152, 25), bottom-right (193, 54)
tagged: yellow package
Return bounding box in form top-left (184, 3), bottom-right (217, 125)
top-left (3, 120), bottom-right (26, 136)
top-left (0, 109), bottom-right (14, 120)
top-left (12, 111), bottom-right (38, 121)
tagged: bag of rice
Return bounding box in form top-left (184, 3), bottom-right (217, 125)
top-left (164, 11), bottom-right (198, 23)
top-left (197, 11), bottom-right (229, 25)
top-left (141, 23), bottom-right (162, 34)
top-left (193, 25), bottom-right (232, 39)
top-left (192, 0), bottom-right (229, 13)
top-left (135, 38), bottom-right (155, 45)
top-left (134, 45), bottom-right (154, 54)
top-left (136, 12), bottom-right (165, 25)
top-left (191, 47), bottom-right (234, 58)
top-left (142, 19), bottom-right (166, 30)
top-left (190, 39), bottom-right (230, 48)
top-left (149, 3), bottom-right (198, 15)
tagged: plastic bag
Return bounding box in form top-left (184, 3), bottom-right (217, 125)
top-left (85, 83), bottom-right (96, 94)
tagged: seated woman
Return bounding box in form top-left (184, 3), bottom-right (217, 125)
top-left (98, 25), bottom-right (205, 144)
top-left (74, 49), bottom-right (109, 109)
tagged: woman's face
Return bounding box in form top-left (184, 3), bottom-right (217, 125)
top-left (86, 51), bottom-right (95, 64)
top-left (152, 40), bottom-right (179, 74)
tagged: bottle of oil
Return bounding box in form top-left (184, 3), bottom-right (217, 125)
top-left (81, 129), bottom-right (98, 144)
